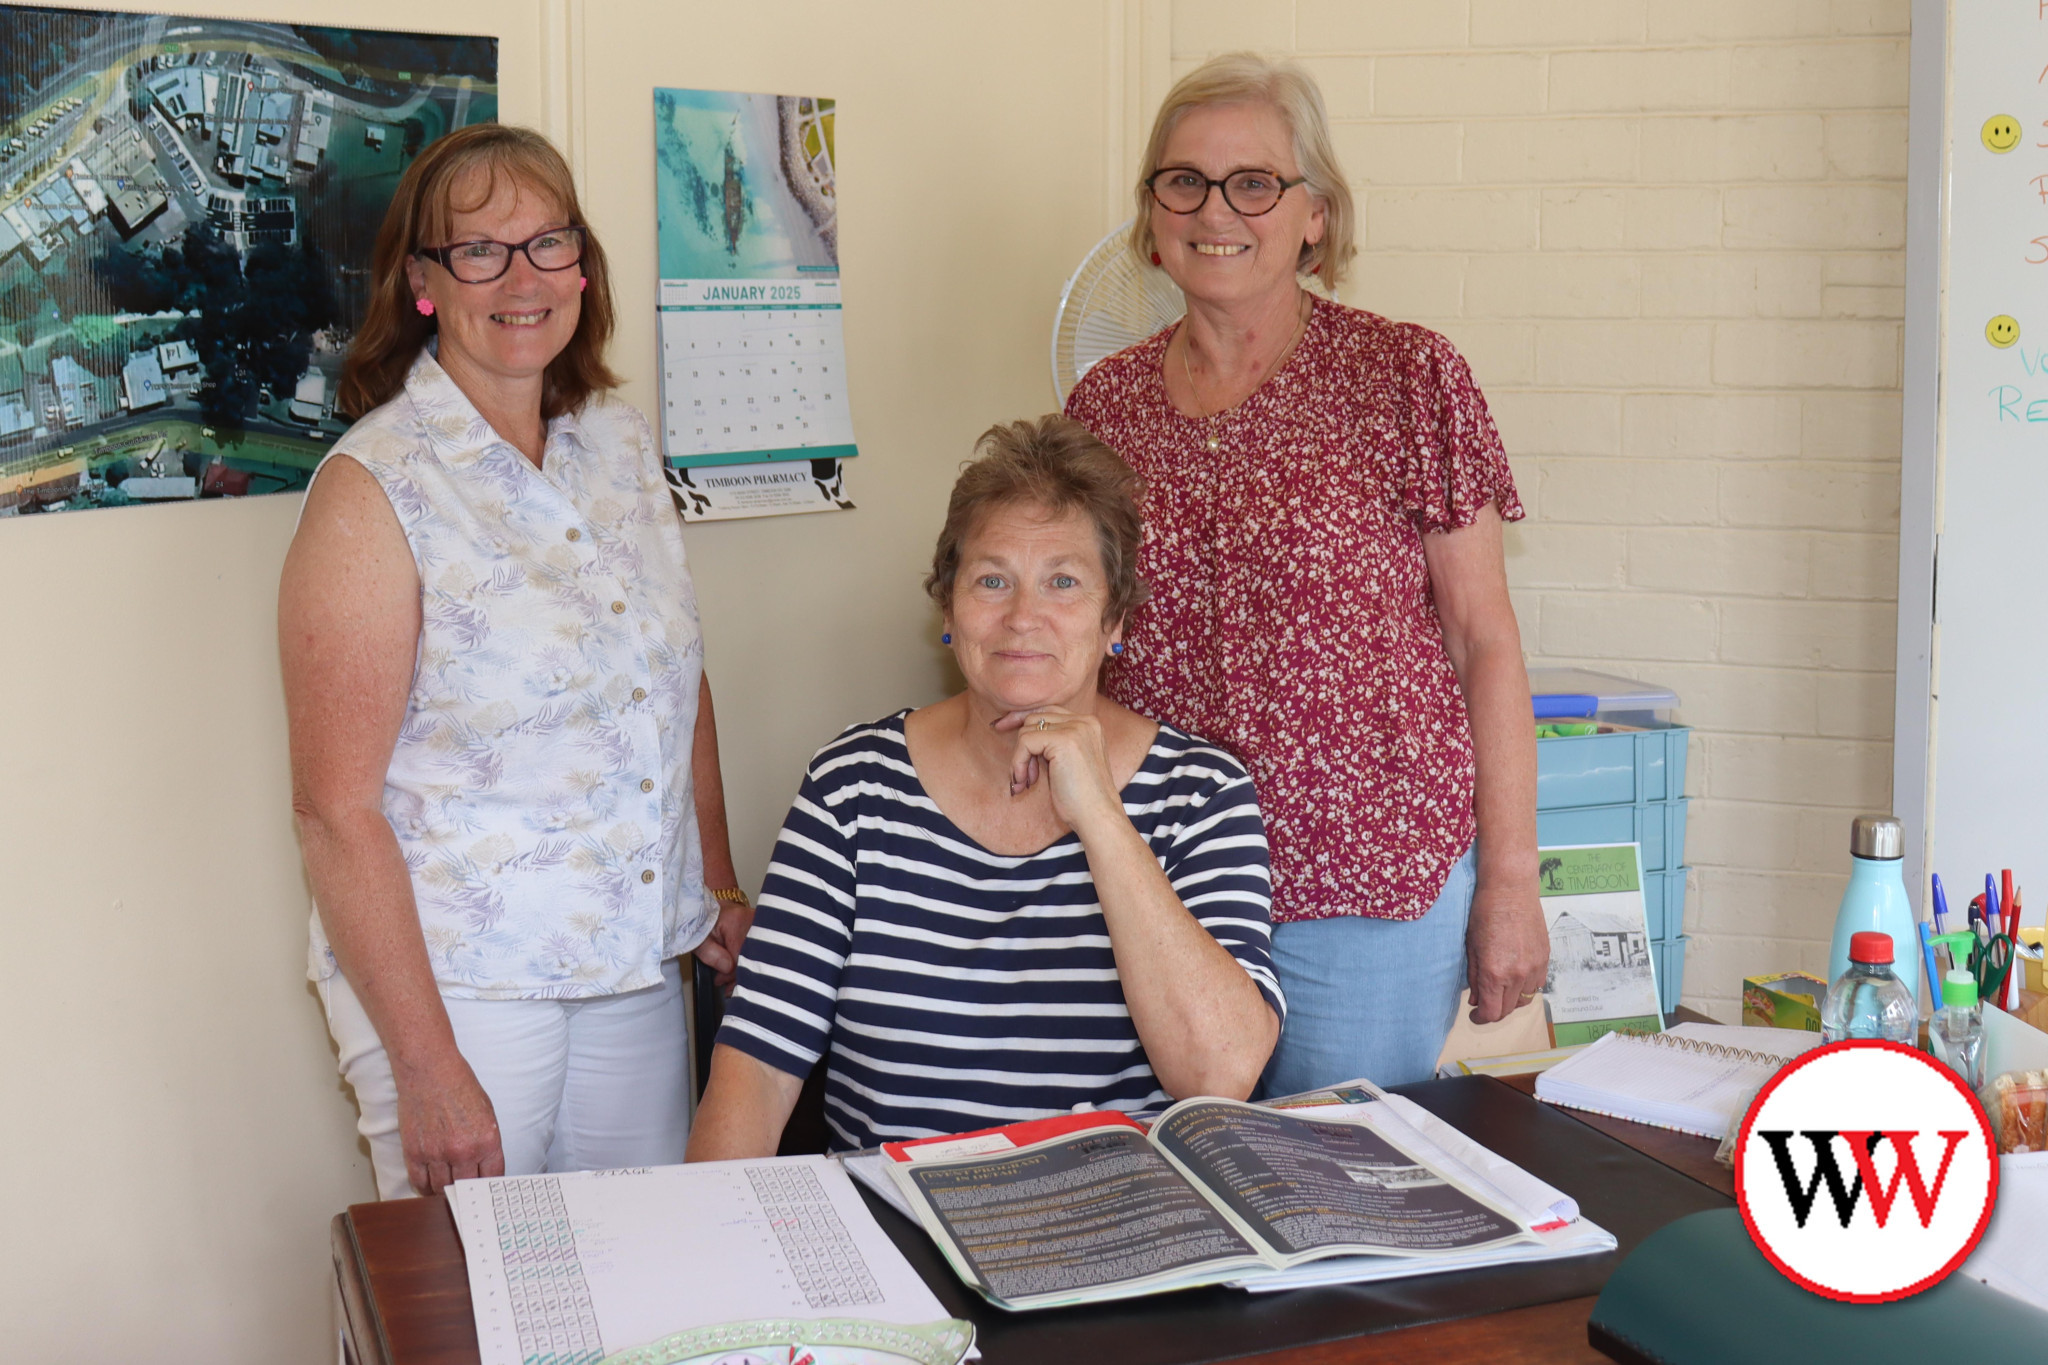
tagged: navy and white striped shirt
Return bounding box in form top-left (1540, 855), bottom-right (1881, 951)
top-left (718, 710), bottom-right (1283, 1151)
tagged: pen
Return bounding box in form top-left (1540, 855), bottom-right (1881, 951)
top-left (1992, 873), bottom-right (2019, 1010)
top-left (2004, 869), bottom-right (2016, 930)
top-left (1917, 921), bottom-right (1942, 1001)
top-left (1933, 873), bottom-right (1951, 936)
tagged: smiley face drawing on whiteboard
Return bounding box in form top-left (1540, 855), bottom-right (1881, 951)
top-left (1982, 114), bottom-right (2023, 152)
top-left (1988, 315), bottom-right (2021, 349)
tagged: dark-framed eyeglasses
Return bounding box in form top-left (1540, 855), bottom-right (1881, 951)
top-left (415, 226), bottom-right (587, 283)
top-left (1146, 167), bottom-right (1304, 217)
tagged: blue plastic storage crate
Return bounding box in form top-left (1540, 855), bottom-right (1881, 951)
top-left (1535, 726), bottom-right (1690, 809)
top-left (1654, 936), bottom-right (1689, 1015)
top-left (1535, 721), bottom-right (1692, 1015)
top-left (1642, 867), bottom-right (1689, 941)
top-left (1535, 799), bottom-right (1689, 873)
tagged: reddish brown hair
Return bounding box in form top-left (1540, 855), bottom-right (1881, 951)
top-left (338, 124), bottom-right (617, 420)
top-left (925, 415), bottom-right (1149, 628)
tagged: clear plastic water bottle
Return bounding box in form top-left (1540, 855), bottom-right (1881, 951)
top-left (1820, 931), bottom-right (1917, 1043)
top-left (1930, 967), bottom-right (1986, 1089)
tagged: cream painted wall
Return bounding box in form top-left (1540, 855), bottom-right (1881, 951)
top-left (0, 1), bottom-right (1121, 1358)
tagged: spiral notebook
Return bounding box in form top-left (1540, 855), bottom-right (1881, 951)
top-left (1534, 1024), bottom-right (1819, 1139)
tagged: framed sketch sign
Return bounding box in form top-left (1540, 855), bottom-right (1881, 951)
top-left (1538, 843), bottom-right (1663, 1046)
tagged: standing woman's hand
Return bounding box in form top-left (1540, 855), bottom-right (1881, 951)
top-left (1465, 881), bottom-right (1548, 1024)
top-left (992, 707), bottom-right (1125, 832)
top-left (397, 1056), bottom-right (506, 1194)
top-left (694, 896), bottom-right (754, 993)
top-left (688, 674), bottom-right (751, 994)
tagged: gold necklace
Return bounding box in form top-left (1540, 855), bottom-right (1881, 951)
top-left (1179, 293), bottom-right (1311, 453)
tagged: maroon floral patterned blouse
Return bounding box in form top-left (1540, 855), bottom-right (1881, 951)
top-left (1065, 296), bottom-right (1525, 924)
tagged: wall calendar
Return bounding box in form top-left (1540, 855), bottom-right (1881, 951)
top-left (653, 86), bottom-right (856, 522)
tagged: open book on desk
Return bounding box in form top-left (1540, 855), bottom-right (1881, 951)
top-left (867, 1095), bottom-right (1615, 1311)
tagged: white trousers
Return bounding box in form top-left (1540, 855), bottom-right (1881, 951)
top-left (319, 960), bottom-right (691, 1199)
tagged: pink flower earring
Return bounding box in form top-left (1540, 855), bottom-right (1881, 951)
top-left (579, 276), bottom-right (588, 292)
top-left (415, 297), bottom-right (434, 317)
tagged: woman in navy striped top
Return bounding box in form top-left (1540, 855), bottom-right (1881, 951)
top-left (688, 417), bottom-right (1284, 1155)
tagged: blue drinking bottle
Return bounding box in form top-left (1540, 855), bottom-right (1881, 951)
top-left (1826, 814), bottom-right (1919, 1012)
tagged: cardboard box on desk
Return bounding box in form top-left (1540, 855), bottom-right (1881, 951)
top-left (1986, 1003), bottom-right (2048, 1079)
top-left (1743, 972), bottom-right (1827, 1032)
top-left (2021, 928), bottom-right (2046, 996)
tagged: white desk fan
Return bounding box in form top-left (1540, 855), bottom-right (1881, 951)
top-left (1050, 219), bottom-right (1185, 406)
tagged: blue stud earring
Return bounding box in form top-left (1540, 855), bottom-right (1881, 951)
top-left (1110, 642), bottom-right (1125, 656)
top-left (941, 632), bottom-right (952, 645)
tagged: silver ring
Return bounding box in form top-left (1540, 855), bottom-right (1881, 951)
top-left (1038, 718), bottom-right (1050, 731)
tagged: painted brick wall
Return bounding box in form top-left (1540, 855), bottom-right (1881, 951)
top-left (1168, 1), bottom-right (1907, 1019)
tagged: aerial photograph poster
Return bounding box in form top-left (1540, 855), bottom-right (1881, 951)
top-left (0, 4), bottom-right (495, 517)
top-left (654, 86), bottom-right (855, 522)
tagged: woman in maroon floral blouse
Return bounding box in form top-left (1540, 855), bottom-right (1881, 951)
top-left (1065, 53), bottom-right (1547, 1091)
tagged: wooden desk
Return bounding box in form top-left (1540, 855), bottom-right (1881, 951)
top-left (333, 1076), bottom-right (1733, 1365)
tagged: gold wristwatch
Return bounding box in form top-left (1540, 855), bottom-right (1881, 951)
top-left (710, 886), bottom-right (750, 908)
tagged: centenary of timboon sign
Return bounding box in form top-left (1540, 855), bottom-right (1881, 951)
top-left (655, 86), bottom-right (856, 523)
top-left (0, 5), bottom-right (495, 517)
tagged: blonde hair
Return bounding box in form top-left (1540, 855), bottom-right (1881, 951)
top-left (339, 124), bottom-right (618, 420)
top-left (925, 416), bottom-right (1149, 629)
top-left (1131, 52), bottom-right (1356, 287)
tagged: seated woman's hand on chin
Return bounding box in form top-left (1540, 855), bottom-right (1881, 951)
top-left (687, 417), bottom-right (1283, 1162)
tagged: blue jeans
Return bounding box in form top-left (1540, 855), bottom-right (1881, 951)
top-left (1259, 844), bottom-right (1476, 1095)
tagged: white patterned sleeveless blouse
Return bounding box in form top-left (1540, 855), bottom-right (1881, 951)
top-left (304, 351), bottom-right (711, 999)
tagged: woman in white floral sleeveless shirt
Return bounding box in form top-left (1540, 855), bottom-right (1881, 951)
top-left (280, 126), bottom-right (750, 1199)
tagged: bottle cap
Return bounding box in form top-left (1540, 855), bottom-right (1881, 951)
top-left (1849, 930), bottom-right (1894, 964)
top-left (1850, 814), bottom-right (1904, 860)
top-left (1943, 968), bottom-right (1979, 1009)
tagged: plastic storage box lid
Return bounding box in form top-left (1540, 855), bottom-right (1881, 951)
top-left (1529, 667), bottom-right (1679, 719)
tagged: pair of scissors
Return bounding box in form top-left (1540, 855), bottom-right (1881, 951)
top-left (1975, 932), bottom-right (2016, 1002)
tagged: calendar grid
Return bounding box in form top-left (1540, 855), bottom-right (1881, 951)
top-left (657, 287), bottom-right (859, 468)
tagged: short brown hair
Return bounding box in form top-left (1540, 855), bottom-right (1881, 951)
top-left (1132, 52), bottom-right (1357, 287)
top-left (338, 124), bottom-right (618, 420)
top-left (926, 416), bottom-right (1149, 628)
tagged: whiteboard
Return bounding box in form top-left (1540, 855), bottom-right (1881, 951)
top-left (1900, 0), bottom-right (2048, 909)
